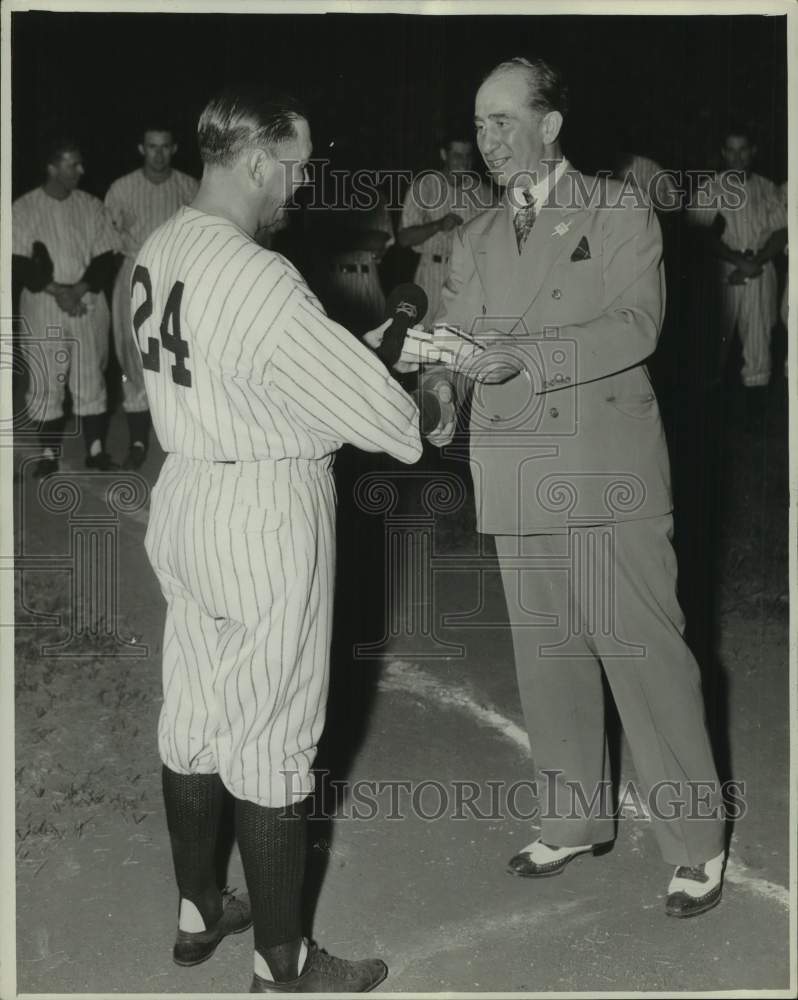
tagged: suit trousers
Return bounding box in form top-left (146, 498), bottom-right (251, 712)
top-left (494, 515), bottom-right (725, 866)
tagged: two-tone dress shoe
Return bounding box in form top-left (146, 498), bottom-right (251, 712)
top-left (665, 851), bottom-right (725, 918)
top-left (250, 942), bottom-right (388, 993)
top-left (507, 838), bottom-right (610, 878)
top-left (173, 891), bottom-right (252, 966)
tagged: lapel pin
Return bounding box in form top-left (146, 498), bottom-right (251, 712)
top-left (552, 221), bottom-right (572, 238)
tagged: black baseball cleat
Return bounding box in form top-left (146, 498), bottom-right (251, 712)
top-left (122, 443), bottom-right (147, 470)
top-left (507, 838), bottom-right (611, 878)
top-left (250, 943), bottom-right (388, 993)
top-left (665, 852), bottom-right (725, 918)
top-left (32, 457), bottom-right (59, 479)
top-left (172, 891), bottom-right (252, 966)
top-left (85, 451), bottom-right (118, 471)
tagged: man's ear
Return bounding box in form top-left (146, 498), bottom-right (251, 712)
top-left (171, 144), bottom-right (178, 156)
top-left (137, 144), bottom-right (146, 158)
top-left (541, 111), bottom-right (563, 145)
top-left (439, 147), bottom-right (447, 165)
top-left (248, 148), bottom-right (271, 187)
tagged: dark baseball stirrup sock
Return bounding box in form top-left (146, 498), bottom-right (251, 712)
top-left (81, 412), bottom-right (106, 457)
top-left (162, 767), bottom-right (225, 930)
top-left (235, 798), bottom-right (307, 982)
top-left (126, 409), bottom-right (151, 450)
top-left (38, 415), bottom-right (67, 458)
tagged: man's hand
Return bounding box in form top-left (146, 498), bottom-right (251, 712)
top-left (733, 256), bottom-right (763, 278)
top-left (439, 212), bottom-right (464, 233)
top-left (363, 318), bottom-right (419, 373)
top-left (48, 283), bottom-right (87, 316)
top-left (399, 326), bottom-right (524, 384)
top-left (425, 377), bottom-right (457, 447)
top-left (443, 331), bottom-right (525, 384)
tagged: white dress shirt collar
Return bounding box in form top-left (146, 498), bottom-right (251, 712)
top-left (508, 158), bottom-right (569, 214)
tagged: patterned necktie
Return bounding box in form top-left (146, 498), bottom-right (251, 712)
top-left (513, 190), bottom-right (536, 253)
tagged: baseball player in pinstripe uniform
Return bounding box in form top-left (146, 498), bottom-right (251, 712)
top-left (135, 85), bottom-right (422, 993)
top-left (688, 126), bottom-right (787, 403)
top-left (322, 193), bottom-right (394, 334)
top-left (12, 139), bottom-right (119, 476)
top-left (105, 127), bottom-right (198, 468)
top-left (398, 136), bottom-right (494, 327)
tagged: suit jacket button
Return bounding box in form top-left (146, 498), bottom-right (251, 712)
top-left (549, 407), bottom-right (559, 418)
top-left (606, 395), bottom-right (616, 402)
top-left (491, 414), bottom-right (502, 422)
top-left (551, 288), bottom-right (562, 299)
top-left (482, 304), bottom-right (487, 314)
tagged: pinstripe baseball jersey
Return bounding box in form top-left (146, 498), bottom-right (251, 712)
top-left (401, 171), bottom-right (494, 326)
top-left (105, 168), bottom-right (198, 258)
top-left (400, 171), bottom-right (493, 258)
top-left (715, 172), bottom-right (787, 252)
top-left (133, 206), bottom-right (422, 464)
top-left (12, 187), bottom-right (117, 284)
top-left (688, 171), bottom-right (788, 387)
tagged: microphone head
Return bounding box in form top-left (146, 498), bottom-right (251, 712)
top-left (385, 283), bottom-right (428, 326)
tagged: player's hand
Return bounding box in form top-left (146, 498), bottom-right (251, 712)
top-left (363, 319), bottom-right (420, 373)
top-left (50, 284), bottom-right (86, 316)
top-left (736, 258), bottom-right (763, 278)
top-left (425, 377), bottom-right (458, 447)
top-left (439, 212), bottom-right (464, 232)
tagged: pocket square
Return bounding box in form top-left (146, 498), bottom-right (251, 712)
top-left (570, 236), bottom-right (591, 262)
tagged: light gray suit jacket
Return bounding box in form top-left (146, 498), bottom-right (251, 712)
top-left (434, 168), bottom-right (673, 534)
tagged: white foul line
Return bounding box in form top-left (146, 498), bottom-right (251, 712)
top-left (381, 658), bottom-right (530, 752)
top-left (380, 659), bottom-right (790, 911)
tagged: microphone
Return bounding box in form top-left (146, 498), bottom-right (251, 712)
top-left (378, 283), bottom-right (428, 367)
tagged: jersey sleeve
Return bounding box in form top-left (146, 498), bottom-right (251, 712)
top-left (268, 267), bottom-right (422, 465)
top-left (685, 173), bottom-right (723, 227)
top-left (765, 179), bottom-right (788, 234)
top-left (400, 175), bottom-right (429, 230)
top-left (375, 196), bottom-right (395, 251)
top-left (11, 198), bottom-right (33, 256)
top-left (91, 198), bottom-right (121, 258)
top-left (104, 182), bottom-right (136, 255)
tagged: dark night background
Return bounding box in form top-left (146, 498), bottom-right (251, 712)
top-left (11, 11), bottom-right (788, 197)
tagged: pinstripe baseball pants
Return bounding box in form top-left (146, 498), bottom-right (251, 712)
top-left (145, 454), bottom-right (337, 807)
top-left (18, 288), bottom-right (109, 422)
top-left (719, 260), bottom-right (778, 387)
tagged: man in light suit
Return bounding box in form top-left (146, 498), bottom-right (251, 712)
top-left (430, 57), bottom-right (726, 917)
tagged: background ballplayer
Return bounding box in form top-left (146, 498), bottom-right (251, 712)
top-left (12, 138), bottom-right (119, 475)
top-left (105, 126), bottom-right (198, 468)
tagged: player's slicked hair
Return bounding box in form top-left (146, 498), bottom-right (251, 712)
top-left (140, 126), bottom-right (176, 143)
top-left (722, 120), bottom-right (757, 147)
top-left (483, 56), bottom-right (569, 118)
top-left (44, 136), bottom-right (82, 167)
top-left (198, 85), bottom-right (307, 167)
top-left (439, 130), bottom-right (475, 152)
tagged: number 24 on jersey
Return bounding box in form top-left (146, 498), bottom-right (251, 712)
top-left (131, 264), bottom-right (192, 387)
